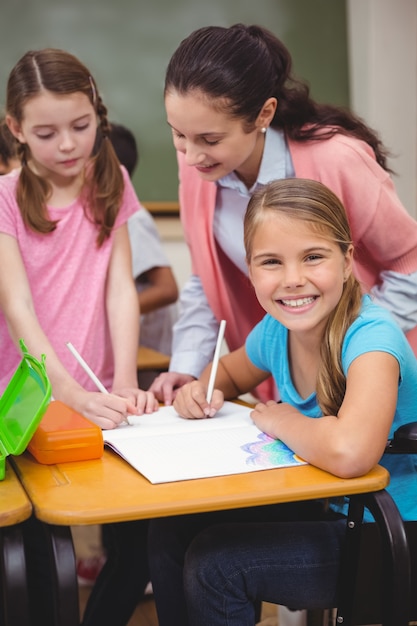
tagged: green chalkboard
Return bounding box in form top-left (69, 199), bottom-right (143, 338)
top-left (0, 0), bottom-right (348, 202)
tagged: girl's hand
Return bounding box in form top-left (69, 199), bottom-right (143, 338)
top-left (149, 371), bottom-right (196, 406)
top-left (250, 400), bottom-right (299, 439)
top-left (112, 387), bottom-right (159, 414)
top-left (173, 381), bottom-right (224, 419)
top-left (71, 389), bottom-right (138, 430)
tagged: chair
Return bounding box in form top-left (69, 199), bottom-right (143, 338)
top-left (306, 422), bottom-right (417, 626)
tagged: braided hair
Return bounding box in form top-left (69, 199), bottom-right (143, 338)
top-left (6, 48), bottom-right (124, 246)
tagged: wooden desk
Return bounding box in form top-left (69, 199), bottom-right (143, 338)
top-left (12, 451), bottom-right (409, 626)
top-left (137, 345), bottom-right (170, 372)
top-left (0, 461), bottom-right (33, 626)
top-left (12, 449), bottom-right (389, 524)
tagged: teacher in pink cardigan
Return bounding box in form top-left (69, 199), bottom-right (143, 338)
top-left (150, 23), bottom-right (417, 405)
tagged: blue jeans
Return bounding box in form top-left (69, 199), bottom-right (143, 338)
top-left (148, 501), bottom-right (347, 626)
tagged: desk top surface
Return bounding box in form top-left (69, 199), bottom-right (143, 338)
top-left (0, 461), bottom-right (32, 527)
top-left (12, 450), bottom-right (389, 526)
top-left (137, 346), bottom-right (170, 371)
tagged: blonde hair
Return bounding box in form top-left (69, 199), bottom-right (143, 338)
top-left (6, 48), bottom-right (124, 246)
top-left (244, 178), bottom-right (362, 415)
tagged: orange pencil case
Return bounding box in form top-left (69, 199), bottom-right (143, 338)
top-left (28, 400), bottom-right (104, 464)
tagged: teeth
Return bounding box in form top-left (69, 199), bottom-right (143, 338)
top-left (281, 297), bottom-right (315, 307)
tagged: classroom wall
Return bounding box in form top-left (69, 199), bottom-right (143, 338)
top-left (0, 0), bottom-right (349, 202)
top-left (347, 0), bottom-right (417, 217)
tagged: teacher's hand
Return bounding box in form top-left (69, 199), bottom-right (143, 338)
top-left (149, 371), bottom-right (196, 406)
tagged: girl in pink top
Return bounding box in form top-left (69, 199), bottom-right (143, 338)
top-left (0, 48), bottom-right (156, 626)
top-left (150, 23), bottom-right (417, 406)
top-left (0, 49), bottom-right (157, 427)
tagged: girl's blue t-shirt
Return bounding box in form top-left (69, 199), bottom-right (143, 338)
top-left (245, 295), bottom-right (417, 521)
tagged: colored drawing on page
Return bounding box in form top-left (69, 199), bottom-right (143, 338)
top-left (241, 432), bottom-right (306, 468)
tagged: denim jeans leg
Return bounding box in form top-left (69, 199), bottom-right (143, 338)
top-left (184, 518), bottom-right (347, 626)
top-left (148, 512), bottom-right (217, 626)
top-left (148, 501), bottom-right (340, 626)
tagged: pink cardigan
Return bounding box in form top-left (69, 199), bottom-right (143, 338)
top-left (178, 133), bottom-right (417, 398)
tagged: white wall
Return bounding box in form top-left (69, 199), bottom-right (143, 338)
top-left (347, 0), bottom-right (417, 217)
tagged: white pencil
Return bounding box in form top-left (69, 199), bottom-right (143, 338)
top-left (66, 341), bottom-right (109, 394)
top-left (206, 320), bottom-right (227, 403)
top-left (66, 342), bottom-right (131, 425)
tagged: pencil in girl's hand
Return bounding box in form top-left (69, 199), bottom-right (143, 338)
top-left (65, 341), bottom-right (130, 425)
top-left (206, 320), bottom-right (227, 403)
top-left (66, 342), bottom-right (108, 394)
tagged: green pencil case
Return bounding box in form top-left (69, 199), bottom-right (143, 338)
top-left (0, 339), bottom-right (51, 480)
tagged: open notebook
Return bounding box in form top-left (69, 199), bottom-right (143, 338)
top-left (102, 401), bottom-right (306, 484)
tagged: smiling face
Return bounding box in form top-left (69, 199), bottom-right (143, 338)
top-left (165, 89), bottom-right (272, 188)
top-left (248, 211), bottom-right (353, 339)
top-left (7, 90), bottom-right (97, 186)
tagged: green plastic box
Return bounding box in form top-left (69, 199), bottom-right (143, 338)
top-left (0, 339), bottom-right (51, 480)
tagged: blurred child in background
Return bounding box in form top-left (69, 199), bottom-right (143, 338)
top-left (108, 122), bottom-right (179, 388)
top-left (0, 117), bottom-right (20, 174)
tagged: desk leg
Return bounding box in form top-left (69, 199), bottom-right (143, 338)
top-left (43, 523), bottom-right (80, 626)
top-left (336, 489), bottom-right (410, 626)
top-left (23, 518), bottom-right (79, 626)
top-left (0, 523), bottom-right (30, 626)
